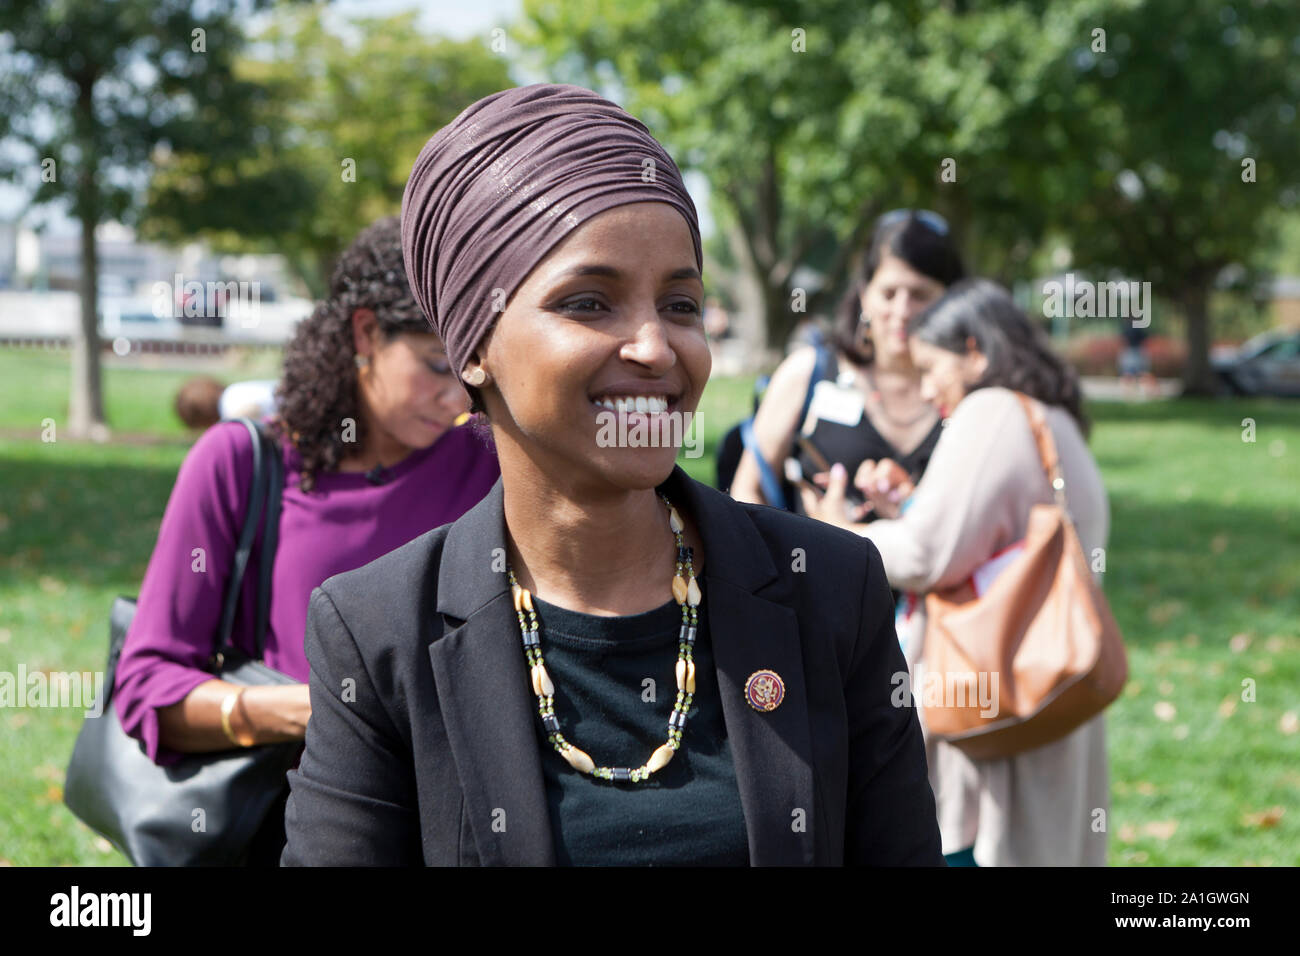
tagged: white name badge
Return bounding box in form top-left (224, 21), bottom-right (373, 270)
top-left (803, 380), bottom-right (864, 432)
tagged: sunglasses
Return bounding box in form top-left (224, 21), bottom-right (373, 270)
top-left (878, 208), bottom-right (950, 236)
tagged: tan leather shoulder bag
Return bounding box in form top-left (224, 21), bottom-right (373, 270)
top-left (920, 392), bottom-right (1127, 759)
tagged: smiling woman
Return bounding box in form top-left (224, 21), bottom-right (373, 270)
top-left (280, 84), bottom-right (944, 867)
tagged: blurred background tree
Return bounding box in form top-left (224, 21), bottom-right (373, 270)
top-left (142, 9), bottom-right (511, 298)
top-left (523, 0), bottom-right (1300, 388)
top-left (521, 0), bottom-right (1112, 357)
top-left (0, 0), bottom-right (282, 437)
top-left (1061, 0), bottom-right (1300, 394)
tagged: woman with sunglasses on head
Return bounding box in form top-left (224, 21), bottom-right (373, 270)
top-left (111, 217), bottom-right (500, 863)
top-left (730, 210), bottom-right (964, 520)
top-left (280, 85), bottom-right (943, 866)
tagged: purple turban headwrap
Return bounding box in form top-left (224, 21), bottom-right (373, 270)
top-left (400, 83), bottom-right (703, 379)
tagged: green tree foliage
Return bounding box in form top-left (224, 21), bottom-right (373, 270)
top-left (1063, 0), bottom-right (1300, 393)
top-left (143, 9), bottom-right (511, 297)
top-left (522, 0), bottom-right (1110, 353)
top-left (524, 0), bottom-right (1300, 392)
top-left (0, 0), bottom-right (280, 436)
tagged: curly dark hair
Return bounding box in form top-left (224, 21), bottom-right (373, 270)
top-left (269, 216), bottom-right (433, 492)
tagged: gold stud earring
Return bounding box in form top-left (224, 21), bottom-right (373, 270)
top-left (462, 366), bottom-right (487, 387)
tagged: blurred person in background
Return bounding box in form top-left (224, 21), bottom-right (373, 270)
top-left (113, 216), bottom-right (499, 864)
top-left (1118, 314), bottom-right (1158, 399)
top-left (175, 376), bottom-right (280, 431)
top-left (803, 279), bottom-right (1110, 867)
top-left (729, 210), bottom-right (964, 518)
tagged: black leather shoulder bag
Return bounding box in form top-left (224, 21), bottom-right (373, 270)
top-left (63, 417), bottom-right (302, 866)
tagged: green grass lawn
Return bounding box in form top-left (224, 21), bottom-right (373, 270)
top-left (0, 348), bottom-right (1296, 866)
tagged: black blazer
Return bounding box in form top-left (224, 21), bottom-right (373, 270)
top-left (281, 465), bottom-right (943, 866)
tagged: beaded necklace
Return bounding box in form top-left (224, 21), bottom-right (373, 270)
top-left (507, 494), bottom-right (699, 783)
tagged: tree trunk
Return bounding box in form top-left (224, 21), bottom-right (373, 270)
top-left (724, 218), bottom-right (772, 366)
top-left (1180, 280), bottom-right (1217, 396)
top-left (68, 203), bottom-right (106, 439)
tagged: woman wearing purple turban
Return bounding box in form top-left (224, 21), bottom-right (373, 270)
top-left (282, 84), bottom-right (943, 866)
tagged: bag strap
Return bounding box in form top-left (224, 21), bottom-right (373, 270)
top-left (211, 418), bottom-right (270, 664)
top-left (740, 418), bottom-right (789, 508)
top-left (1011, 392), bottom-right (1069, 511)
top-left (252, 423), bottom-right (283, 660)
top-left (798, 341), bottom-right (834, 429)
top-left (741, 342), bottom-right (834, 510)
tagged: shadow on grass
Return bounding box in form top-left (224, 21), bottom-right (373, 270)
top-left (0, 454), bottom-right (187, 591)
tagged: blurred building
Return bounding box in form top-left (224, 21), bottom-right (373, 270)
top-left (0, 219), bottom-right (313, 344)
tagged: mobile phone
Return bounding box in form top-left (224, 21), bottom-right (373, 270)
top-left (785, 455), bottom-right (866, 507)
top-left (790, 440), bottom-right (866, 506)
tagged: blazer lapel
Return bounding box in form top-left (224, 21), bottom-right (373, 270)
top-left (427, 468), bottom-right (818, 867)
top-left (661, 468), bottom-right (818, 865)
top-left (427, 479), bottom-right (556, 865)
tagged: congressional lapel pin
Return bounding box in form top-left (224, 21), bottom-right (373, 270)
top-left (744, 669), bottom-right (785, 712)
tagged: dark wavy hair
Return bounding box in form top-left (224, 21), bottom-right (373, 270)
top-left (269, 216), bottom-right (433, 492)
top-left (832, 212), bottom-right (966, 365)
top-left (911, 278), bottom-right (1091, 438)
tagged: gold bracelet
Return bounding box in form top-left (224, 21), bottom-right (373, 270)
top-left (219, 689), bottom-right (254, 747)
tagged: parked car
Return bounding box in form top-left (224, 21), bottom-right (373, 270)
top-left (98, 294), bottom-right (183, 352)
top-left (1212, 329), bottom-right (1300, 397)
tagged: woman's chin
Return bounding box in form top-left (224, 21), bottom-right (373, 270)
top-left (590, 446), bottom-right (681, 490)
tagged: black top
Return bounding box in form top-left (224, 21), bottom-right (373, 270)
top-left (530, 581), bottom-right (750, 866)
top-left (281, 467), bottom-right (945, 866)
top-left (793, 355), bottom-right (943, 519)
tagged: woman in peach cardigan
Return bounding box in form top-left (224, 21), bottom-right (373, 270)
top-left (804, 278), bottom-right (1112, 866)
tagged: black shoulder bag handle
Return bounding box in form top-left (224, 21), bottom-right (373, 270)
top-left (64, 418), bottom-right (302, 866)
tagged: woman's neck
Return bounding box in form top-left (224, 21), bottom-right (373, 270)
top-left (871, 346), bottom-right (918, 378)
top-left (338, 414), bottom-right (413, 472)
top-left (497, 451), bottom-right (701, 617)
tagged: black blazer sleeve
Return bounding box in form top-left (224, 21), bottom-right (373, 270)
top-left (843, 542), bottom-right (945, 865)
top-left (281, 585), bottom-right (422, 865)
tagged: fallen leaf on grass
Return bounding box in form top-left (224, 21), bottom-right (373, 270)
top-left (1229, 633), bottom-right (1252, 653)
top-left (1241, 807), bottom-right (1284, 829)
top-left (1141, 821), bottom-right (1178, 840)
top-left (1148, 602), bottom-right (1183, 626)
top-left (1154, 701), bottom-right (1176, 722)
top-left (1118, 824), bottom-right (1138, 843)
top-left (38, 575), bottom-right (66, 595)
top-left (1210, 534), bottom-right (1228, 554)
top-left (1218, 697), bottom-right (1237, 718)
top-left (1280, 712), bottom-right (1298, 735)
top-left (1136, 782), bottom-right (1157, 796)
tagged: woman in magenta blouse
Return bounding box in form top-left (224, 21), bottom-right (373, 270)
top-left (112, 217), bottom-right (499, 817)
